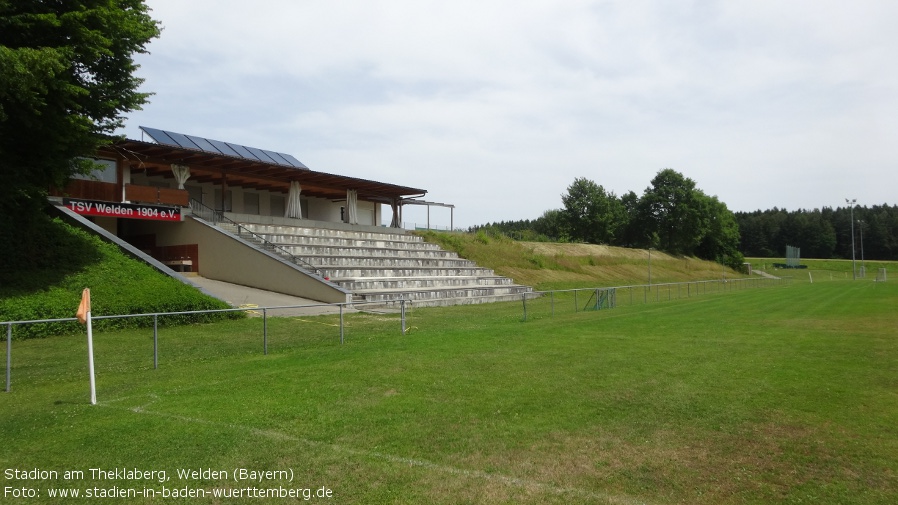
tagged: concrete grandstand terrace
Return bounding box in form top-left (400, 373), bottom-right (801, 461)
top-left (213, 218), bottom-right (532, 307)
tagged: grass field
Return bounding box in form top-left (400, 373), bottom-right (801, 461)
top-left (747, 257), bottom-right (893, 284)
top-left (3, 280), bottom-right (897, 504)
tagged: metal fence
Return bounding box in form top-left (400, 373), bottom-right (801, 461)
top-left (2, 299), bottom-right (413, 393)
top-left (519, 277), bottom-right (785, 321)
top-left (3, 277), bottom-right (784, 393)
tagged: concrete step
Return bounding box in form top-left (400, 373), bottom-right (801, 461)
top-left (306, 255), bottom-right (477, 268)
top-left (321, 266), bottom-right (495, 278)
top-left (239, 223), bottom-right (417, 242)
top-left (255, 233), bottom-right (441, 250)
top-left (353, 285), bottom-right (532, 303)
top-left (334, 276), bottom-right (516, 291)
top-left (282, 244), bottom-right (459, 258)
top-left (371, 293), bottom-right (533, 308)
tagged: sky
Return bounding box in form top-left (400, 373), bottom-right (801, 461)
top-left (118, 0), bottom-right (898, 229)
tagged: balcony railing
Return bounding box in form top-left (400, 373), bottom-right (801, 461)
top-left (51, 180), bottom-right (189, 207)
top-left (50, 179), bottom-right (117, 202)
top-left (125, 184), bottom-right (189, 206)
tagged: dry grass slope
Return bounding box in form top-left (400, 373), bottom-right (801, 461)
top-left (417, 230), bottom-right (743, 290)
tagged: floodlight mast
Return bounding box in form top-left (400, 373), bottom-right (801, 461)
top-left (846, 198), bottom-right (857, 280)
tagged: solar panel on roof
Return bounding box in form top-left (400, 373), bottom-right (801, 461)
top-left (224, 142), bottom-right (261, 161)
top-left (139, 126), bottom-right (309, 170)
top-left (244, 146), bottom-right (279, 164)
top-left (185, 134), bottom-right (222, 154)
top-left (279, 153), bottom-right (309, 169)
top-left (164, 131), bottom-right (201, 150)
top-left (261, 149), bottom-right (293, 167)
top-left (140, 126), bottom-right (179, 146)
top-left (205, 138), bottom-right (241, 158)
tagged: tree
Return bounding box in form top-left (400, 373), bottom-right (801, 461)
top-left (617, 190), bottom-right (645, 248)
top-left (781, 209), bottom-right (836, 259)
top-left (695, 195), bottom-right (744, 268)
top-left (0, 0), bottom-right (160, 217)
top-left (533, 209), bottom-right (567, 241)
top-left (561, 177), bottom-right (625, 244)
top-left (637, 169), bottom-right (708, 255)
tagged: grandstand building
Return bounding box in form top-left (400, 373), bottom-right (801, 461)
top-left (50, 127), bottom-right (529, 307)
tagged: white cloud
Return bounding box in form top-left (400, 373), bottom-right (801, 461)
top-left (124, 0), bottom-right (898, 226)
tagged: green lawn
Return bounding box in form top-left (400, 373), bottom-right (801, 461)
top-left (3, 280), bottom-right (897, 504)
top-left (747, 257), bottom-right (893, 283)
top-left (0, 217), bottom-right (235, 338)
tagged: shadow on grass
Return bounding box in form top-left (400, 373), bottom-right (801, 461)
top-left (0, 210), bottom-right (104, 295)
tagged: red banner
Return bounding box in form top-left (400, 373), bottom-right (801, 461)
top-left (63, 198), bottom-right (182, 222)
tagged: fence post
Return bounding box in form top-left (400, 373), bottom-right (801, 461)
top-left (400, 300), bottom-right (406, 335)
top-left (339, 305), bottom-right (344, 345)
top-left (153, 315), bottom-right (158, 369)
top-left (522, 293), bottom-right (527, 322)
top-left (263, 308), bottom-right (268, 355)
top-left (5, 323), bottom-right (10, 392)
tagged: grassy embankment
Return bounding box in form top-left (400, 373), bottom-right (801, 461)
top-left (0, 215), bottom-right (237, 338)
top-left (418, 230), bottom-right (896, 288)
top-left (417, 229), bottom-right (748, 290)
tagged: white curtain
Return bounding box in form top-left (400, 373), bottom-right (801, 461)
top-left (171, 164), bottom-right (191, 189)
top-left (285, 181), bottom-right (303, 219)
top-left (390, 198), bottom-right (401, 228)
top-left (345, 189), bottom-right (358, 225)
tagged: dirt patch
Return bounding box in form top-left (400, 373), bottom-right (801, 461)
top-left (520, 242), bottom-right (676, 260)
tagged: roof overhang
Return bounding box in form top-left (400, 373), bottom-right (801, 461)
top-left (100, 138), bottom-right (426, 202)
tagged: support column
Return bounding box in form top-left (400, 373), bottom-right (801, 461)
top-left (220, 171), bottom-right (228, 213)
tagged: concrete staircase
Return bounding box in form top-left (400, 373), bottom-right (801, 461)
top-left (219, 222), bottom-right (532, 307)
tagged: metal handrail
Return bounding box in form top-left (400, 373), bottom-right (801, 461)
top-left (188, 199), bottom-right (323, 277)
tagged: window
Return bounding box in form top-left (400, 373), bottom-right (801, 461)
top-left (214, 189), bottom-right (232, 211)
top-left (244, 192), bottom-right (260, 215)
top-left (270, 195), bottom-right (285, 217)
top-left (186, 185), bottom-right (204, 205)
top-left (74, 158), bottom-right (117, 183)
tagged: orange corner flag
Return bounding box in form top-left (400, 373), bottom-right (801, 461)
top-left (76, 288), bottom-right (91, 325)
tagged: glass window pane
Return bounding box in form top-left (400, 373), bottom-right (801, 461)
top-left (74, 158), bottom-right (117, 183)
top-left (244, 192), bottom-right (260, 214)
top-left (270, 195), bottom-right (285, 216)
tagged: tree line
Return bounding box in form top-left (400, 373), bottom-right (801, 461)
top-left (473, 170), bottom-right (898, 264)
top-left (473, 169), bottom-right (745, 269)
top-left (736, 205), bottom-right (898, 261)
